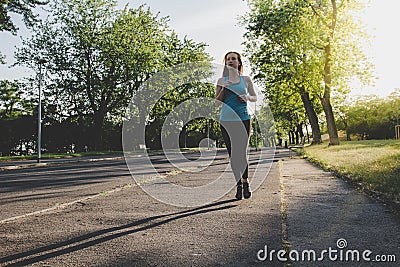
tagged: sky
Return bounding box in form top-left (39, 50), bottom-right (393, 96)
top-left (0, 0), bottom-right (399, 98)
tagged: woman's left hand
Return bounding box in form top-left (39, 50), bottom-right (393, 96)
top-left (238, 94), bottom-right (248, 102)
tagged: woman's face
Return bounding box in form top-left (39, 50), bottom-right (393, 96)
top-left (225, 53), bottom-right (240, 70)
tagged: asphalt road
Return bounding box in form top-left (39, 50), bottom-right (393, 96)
top-left (0, 150), bottom-right (226, 220)
top-left (1, 148), bottom-right (399, 266)
top-left (0, 149), bottom-right (283, 266)
top-left (0, 158), bottom-right (132, 222)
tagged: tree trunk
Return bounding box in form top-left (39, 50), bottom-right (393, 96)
top-left (321, 95), bottom-right (339, 145)
top-left (289, 130), bottom-right (295, 145)
top-left (296, 123), bottom-right (305, 145)
top-left (295, 125), bottom-right (300, 145)
top-left (320, 1), bottom-right (339, 145)
top-left (344, 120), bottom-right (351, 141)
top-left (321, 42), bottom-right (339, 145)
top-left (93, 111), bottom-right (105, 150)
top-left (305, 124), bottom-right (310, 144)
top-left (299, 87), bottom-right (322, 144)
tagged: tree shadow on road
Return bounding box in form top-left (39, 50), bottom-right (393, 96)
top-left (0, 199), bottom-right (238, 266)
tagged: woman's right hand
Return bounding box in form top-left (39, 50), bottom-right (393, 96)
top-left (215, 78), bottom-right (230, 106)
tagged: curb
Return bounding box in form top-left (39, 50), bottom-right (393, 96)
top-left (290, 147), bottom-right (400, 215)
top-left (0, 156), bottom-right (125, 172)
top-left (0, 149), bottom-right (213, 172)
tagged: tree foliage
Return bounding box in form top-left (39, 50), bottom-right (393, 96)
top-left (336, 90), bottom-right (400, 140)
top-left (0, 0), bottom-right (48, 62)
top-left (0, 0), bottom-right (48, 33)
top-left (4, 0), bottom-right (212, 155)
top-left (0, 79), bottom-right (37, 155)
top-left (0, 80), bottom-right (33, 118)
top-left (243, 0), bottom-right (373, 145)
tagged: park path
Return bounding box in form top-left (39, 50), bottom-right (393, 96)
top-left (280, 151), bottom-right (399, 266)
top-left (0, 148), bottom-right (399, 266)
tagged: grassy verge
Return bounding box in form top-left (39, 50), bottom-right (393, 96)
top-left (294, 140), bottom-right (400, 208)
top-left (0, 151), bottom-right (123, 161)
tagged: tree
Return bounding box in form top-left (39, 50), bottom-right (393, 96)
top-left (299, 0), bottom-right (372, 145)
top-left (243, 0), bottom-right (322, 144)
top-left (244, 0), bottom-right (373, 145)
top-left (336, 93), bottom-right (400, 140)
top-left (14, 0), bottom-right (212, 151)
top-left (0, 0), bottom-right (48, 62)
top-left (0, 0), bottom-right (48, 33)
top-left (0, 79), bottom-right (37, 155)
top-left (15, 0), bottom-right (125, 149)
top-left (0, 79), bottom-right (36, 118)
top-left (0, 80), bottom-right (22, 118)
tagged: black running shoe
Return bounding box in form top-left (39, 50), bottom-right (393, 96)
top-left (235, 184), bottom-right (243, 200)
top-left (243, 182), bottom-right (251, 199)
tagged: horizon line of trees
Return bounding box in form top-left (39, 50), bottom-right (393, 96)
top-left (336, 91), bottom-right (400, 141)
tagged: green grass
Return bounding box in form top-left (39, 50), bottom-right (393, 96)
top-left (0, 151), bottom-right (123, 161)
top-left (297, 140), bottom-right (400, 204)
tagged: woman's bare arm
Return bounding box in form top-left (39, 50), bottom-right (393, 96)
top-left (238, 76), bottom-right (257, 103)
top-left (215, 77), bottom-right (231, 106)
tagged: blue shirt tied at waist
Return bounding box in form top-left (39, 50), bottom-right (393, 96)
top-left (220, 76), bottom-right (251, 121)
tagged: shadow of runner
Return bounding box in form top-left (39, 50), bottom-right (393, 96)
top-left (0, 199), bottom-right (238, 266)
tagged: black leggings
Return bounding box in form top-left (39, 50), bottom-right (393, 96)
top-left (220, 120), bottom-right (251, 183)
